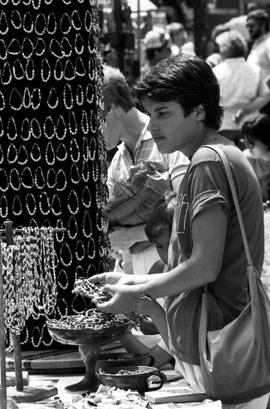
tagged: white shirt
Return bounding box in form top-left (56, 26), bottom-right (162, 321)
top-left (213, 57), bottom-right (267, 130)
top-left (247, 33), bottom-right (270, 86)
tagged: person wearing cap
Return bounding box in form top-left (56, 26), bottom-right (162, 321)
top-left (166, 22), bottom-right (195, 57)
top-left (246, 9), bottom-right (270, 115)
top-left (140, 29), bottom-right (171, 77)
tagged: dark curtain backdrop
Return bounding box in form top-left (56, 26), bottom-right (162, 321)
top-left (0, 0), bottom-right (109, 349)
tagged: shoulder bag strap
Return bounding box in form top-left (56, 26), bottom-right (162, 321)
top-left (203, 145), bottom-right (253, 267)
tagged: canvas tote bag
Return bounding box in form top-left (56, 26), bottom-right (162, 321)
top-left (198, 145), bottom-right (270, 404)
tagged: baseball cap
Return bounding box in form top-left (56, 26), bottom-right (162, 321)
top-left (144, 29), bottom-right (169, 50)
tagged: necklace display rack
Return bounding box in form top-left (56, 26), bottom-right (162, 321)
top-left (0, 220), bottom-right (66, 409)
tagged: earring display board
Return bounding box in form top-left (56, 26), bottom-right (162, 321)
top-left (0, 0), bottom-right (109, 349)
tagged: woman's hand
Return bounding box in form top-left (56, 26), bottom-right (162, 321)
top-left (87, 272), bottom-right (134, 287)
top-left (94, 283), bottom-right (143, 314)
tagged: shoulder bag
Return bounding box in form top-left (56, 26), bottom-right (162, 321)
top-left (198, 145), bottom-right (270, 404)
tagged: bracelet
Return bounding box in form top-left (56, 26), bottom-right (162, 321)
top-left (139, 292), bottom-right (154, 302)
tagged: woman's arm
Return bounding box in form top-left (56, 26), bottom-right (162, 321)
top-left (93, 206), bottom-right (227, 314)
top-left (121, 299), bottom-right (173, 368)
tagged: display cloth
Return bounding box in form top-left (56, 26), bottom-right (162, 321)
top-left (0, 0), bottom-right (109, 349)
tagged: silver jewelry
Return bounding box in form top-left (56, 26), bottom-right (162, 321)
top-left (67, 190), bottom-right (79, 215)
top-left (7, 117), bottom-right (17, 140)
top-left (84, 10), bottom-right (93, 32)
top-left (75, 240), bottom-right (85, 261)
top-left (51, 194), bottom-right (62, 216)
top-left (71, 10), bottom-right (82, 31)
top-left (0, 90), bottom-right (5, 110)
top-left (0, 10), bottom-right (8, 35)
top-left (45, 141), bottom-right (56, 165)
top-left (35, 13), bottom-right (46, 36)
top-left (30, 117), bottom-right (41, 139)
top-left (18, 145), bottom-right (28, 165)
top-left (1, 61), bottom-right (12, 85)
top-left (22, 37), bottom-right (34, 59)
top-left (39, 192), bottom-right (50, 215)
top-left (47, 13), bottom-right (57, 35)
top-left (0, 195), bottom-right (8, 218)
top-left (32, 0), bottom-right (41, 9)
top-left (64, 59), bottom-right (75, 81)
top-left (23, 87), bottom-right (31, 109)
top-left (60, 243), bottom-right (73, 268)
top-left (23, 11), bottom-right (34, 33)
top-left (0, 39), bottom-right (7, 60)
top-left (70, 138), bottom-right (80, 162)
top-left (46, 168), bottom-right (56, 189)
top-left (9, 88), bottom-right (22, 111)
top-left (76, 84), bottom-right (84, 105)
top-left (61, 37), bottom-right (72, 57)
top-left (25, 58), bottom-right (35, 81)
top-left (49, 38), bottom-right (64, 59)
top-left (63, 83), bottom-right (73, 109)
top-left (12, 195), bottom-right (22, 216)
top-left (44, 116), bottom-right (55, 139)
top-left (60, 12), bottom-right (71, 34)
top-left (82, 210), bottom-right (92, 238)
top-left (31, 88), bottom-right (41, 110)
top-left (56, 143), bottom-right (68, 162)
top-left (70, 163), bottom-right (80, 184)
top-left (41, 58), bottom-right (51, 82)
top-left (34, 37), bottom-right (46, 57)
top-left (11, 10), bottom-right (22, 29)
top-left (26, 193), bottom-right (37, 216)
top-left (55, 169), bottom-right (67, 192)
top-left (68, 110), bottom-right (77, 135)
top-left (75, 56), bottom-right (86, 77)
top-left (10, 168), bottom-right (21, 191)
top-left (30, 142), bottom-right (42, 162)
top-left (21, 167), bottom-right (34, 189)
top-left (74, 33), bottom-right (84, 55)
top-left (13, 58), bottom-right (24, 80)
top-left (7, 143), bottom-right (18, 164)
top-left (8, 39), bottom-right (20, 56)
top-left (81, 109), bottom-right (89, 134)
top-left (34, 167), bottom-right (45, 189)
top-left (56, 115), bottom-right (67, 140)
top-left (82, 185), bottom-right (92, 209)
top-left (67, 215), bottom-right (78, 240)
top-left (0, 168), bottom-right (8, 192)
top-left (53, 59), bottom-right (64, 81)
top-left (57, 269), bottom-right (68, 290)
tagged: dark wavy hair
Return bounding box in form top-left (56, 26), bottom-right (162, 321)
top-left (135, 55), bottom-right (223, 130)
top-left (241, 113), bottom-right (270, 150)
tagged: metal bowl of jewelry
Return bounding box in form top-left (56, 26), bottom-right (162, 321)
top-left (47, 309), bottom-right (129, 345)
top-left (96, 352), bottom-right (154, 372)
top-left (96, 365), bottom-right (166, 394)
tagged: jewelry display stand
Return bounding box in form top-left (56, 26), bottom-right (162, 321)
top-left (0, 221), bottom-right (65, 408)
top-left (47, 317), bottom-right (129, 394)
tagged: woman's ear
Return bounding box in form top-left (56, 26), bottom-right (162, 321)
top-left (192, 104), bottom-right (205, 121)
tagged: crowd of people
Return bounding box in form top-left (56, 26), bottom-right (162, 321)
top-left (97, 4), bottom-right (270, 409)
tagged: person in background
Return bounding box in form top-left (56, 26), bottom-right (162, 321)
top-left (102, 65), bottom-right (189, 276)
top-left (205, 24), bottom-right (230, 68)
top-left (246, 9), bottom-right (270, 115)
top-left (212, 30), bottom-right (270, 148)
top-left (166, 22), bottom-right (195, 56)
top-left (242, 113), bottom-right (270, 202)
top-left (90, 54), bottom-right (268, 409)
top-left (224, 2), bottom-right (260, 44)
top-left (140, 29), bottom-right (171, 77)
top-left (120, 191), bottom-right (177, 369)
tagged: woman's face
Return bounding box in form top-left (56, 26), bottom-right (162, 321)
top-left (151, 224), bottom-right (172, 264)
top-left (143, 98), bottom-right (199, 157)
